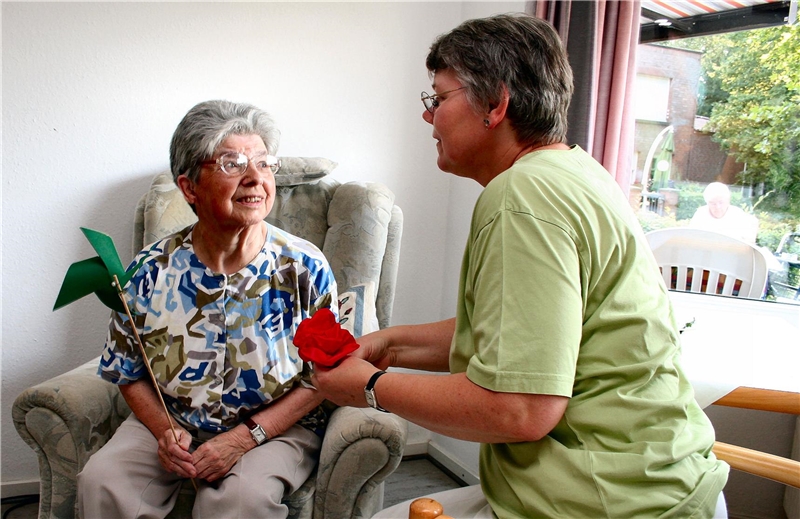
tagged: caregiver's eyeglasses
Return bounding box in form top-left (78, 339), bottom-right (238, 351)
top-left (421, 87), bottom-right (466, 113)
top-left (202, 152), bottom-right (281, 176)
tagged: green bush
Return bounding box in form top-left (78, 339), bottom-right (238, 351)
top-left (674, 182), bottom-right (706, 221)
top-left (756, 212), bottom-right (800, 252)
top-left (636, 207), bottom-right (682, 233)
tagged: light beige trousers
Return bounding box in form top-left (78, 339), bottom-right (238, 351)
top-left (77, 414), bottom-right (321, 519)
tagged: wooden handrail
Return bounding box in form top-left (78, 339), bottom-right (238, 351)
top-left (711, 387), bottom-right (800, 488)
top-left (714, 387), bottom-right (800, 415)
top-left (713, 441), bottom-right (800, 489)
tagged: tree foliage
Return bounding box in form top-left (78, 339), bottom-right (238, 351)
top-left (661, 25), bottom-right (800, 212)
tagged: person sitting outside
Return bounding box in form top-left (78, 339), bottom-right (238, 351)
top-left (690, 182), bottom-right (759, 243)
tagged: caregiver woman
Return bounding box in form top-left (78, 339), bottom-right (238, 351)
top-left (313, 13), bottom-right (728, 519)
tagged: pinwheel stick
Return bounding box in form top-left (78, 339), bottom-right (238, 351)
top-left (112, 275), bottom-right (198, 491)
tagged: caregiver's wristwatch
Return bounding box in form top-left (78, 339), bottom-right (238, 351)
top-left (364, 370), bottom-right (389, 412)
top-left (244, 417), bottom-right (269, 446)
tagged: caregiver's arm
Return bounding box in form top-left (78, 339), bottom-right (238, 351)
top-left (356, 318), bottom-right (455, 373)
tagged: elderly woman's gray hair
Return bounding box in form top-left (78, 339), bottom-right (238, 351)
top-left (170, 100), bottom-right (281, 183)
top-left (426, 13), bottom-right (574, 147)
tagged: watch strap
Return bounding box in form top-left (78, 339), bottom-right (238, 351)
top-left (366, 370), bottom-right (387, 391)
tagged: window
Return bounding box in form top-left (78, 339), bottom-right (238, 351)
top-left (635, 74), bottom-right (671, 123)
top-left (633, 21), bottom-right (800, 305)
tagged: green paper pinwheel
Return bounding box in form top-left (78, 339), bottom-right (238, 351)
top-left (54, 227), bottom-right (143, 313)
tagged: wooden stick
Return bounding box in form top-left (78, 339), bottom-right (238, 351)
top-left (113, 275), bottom-right (198, 491)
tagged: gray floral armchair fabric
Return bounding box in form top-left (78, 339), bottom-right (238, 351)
top-left (13, 158), bottom-right (407, 519)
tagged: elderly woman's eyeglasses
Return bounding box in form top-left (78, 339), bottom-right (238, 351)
top-left (202, 152), bottom-right (281, 176)
top-left (421, 87), bottom-right (466, 113)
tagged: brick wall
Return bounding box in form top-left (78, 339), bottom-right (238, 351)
top-left (634, 44), bottom-right (737, 185)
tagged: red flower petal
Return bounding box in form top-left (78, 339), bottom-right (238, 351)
top-left (293, 308), bottom-right (359, 367)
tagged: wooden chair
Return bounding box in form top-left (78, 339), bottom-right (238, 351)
top-left (645, 228), bottom-right (770, 298)
top-left (712, 387), bottom-right (800, 489)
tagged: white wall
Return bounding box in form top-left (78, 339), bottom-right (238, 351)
top-left (1, 1), bottom-right (523, 491)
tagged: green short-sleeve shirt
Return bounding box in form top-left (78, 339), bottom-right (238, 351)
top-left (450, 147), bottom-right (728, 518)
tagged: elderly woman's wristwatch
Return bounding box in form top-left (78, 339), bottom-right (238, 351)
top-left (245, 417), bottom-right (269, 445)
top-left (364, 371), bottom-right (389, 412)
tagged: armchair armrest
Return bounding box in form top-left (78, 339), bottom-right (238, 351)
top-left (313, 407), bottom-right (407, 519)
top-left (12, 358), bottom-right (130, 519)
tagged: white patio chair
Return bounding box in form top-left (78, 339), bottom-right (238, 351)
top-left (645, 228), bottom-right (770, 298)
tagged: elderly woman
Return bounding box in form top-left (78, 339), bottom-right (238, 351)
top-left (77, 100), bottom-right (336, 518)
top-left (314, 14), bottom-right (729, 519)
top-left (690, 182), bottom-right (759, 243)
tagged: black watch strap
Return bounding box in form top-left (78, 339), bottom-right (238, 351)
top-left (366, 370), bottom-right (387, 391)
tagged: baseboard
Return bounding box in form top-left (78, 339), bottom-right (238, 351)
top-left (1, 479), bottom-right (39, 499)
top-left (403, 439), bottom-right (429, 457)
top-left (427, 443), bottom-right (480, 486)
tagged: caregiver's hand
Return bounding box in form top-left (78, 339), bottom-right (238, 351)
top-left (311, 356), bottom-right (382, 407)
top-left (350, 329), bottom-right (394, 371)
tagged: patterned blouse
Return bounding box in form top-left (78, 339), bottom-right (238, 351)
top-left (99, 224), bottom-right (337, 433)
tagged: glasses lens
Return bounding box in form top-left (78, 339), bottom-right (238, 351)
top-left (421, 92), bottom-right (434, 113)
top-left (268, 156), bottom-right (281, 174)
top-left (218, 152), bottom-right (248, 175)
top-left (251, 153), bottom-right (271, 174)
top-left (257, 154), bottom-right (280, 174)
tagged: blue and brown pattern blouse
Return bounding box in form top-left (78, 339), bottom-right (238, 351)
top-left (99, 224), bottom-right (337, 434)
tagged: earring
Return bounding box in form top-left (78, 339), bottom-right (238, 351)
top-left (484, 119), bottom-right (490, 129)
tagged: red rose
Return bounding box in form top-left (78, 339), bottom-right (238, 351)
top-left (293, 308), bottom-right (359, 368)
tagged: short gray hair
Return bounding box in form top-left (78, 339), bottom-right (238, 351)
top-left (426, 13), bottom-right (573, 146)
top-left (169, 100), bottom-right (280, 183)
top-left (704, 182), bottom-right (731, 202)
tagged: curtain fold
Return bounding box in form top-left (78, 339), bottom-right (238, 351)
top-left (527, 0), bottom-right (640, 195)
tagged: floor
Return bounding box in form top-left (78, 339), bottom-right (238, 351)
top-left (383, 457), bottom-right (464, 509)
top-left (0, 456), bottom-right (462, 519)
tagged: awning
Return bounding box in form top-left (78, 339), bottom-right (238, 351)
top-left (640, 0), bottom-right (794, 42)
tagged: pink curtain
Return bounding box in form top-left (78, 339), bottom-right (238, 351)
top-left (527, 0), bottom-right (640, 195)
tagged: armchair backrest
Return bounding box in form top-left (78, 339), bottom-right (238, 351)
top-left (132, 157), bottom-right (403, 328)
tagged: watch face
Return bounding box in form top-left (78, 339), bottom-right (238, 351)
top-left (365, 390), bottom-right (377, 409)
top-left (251, 425), bottom-right (267, 445)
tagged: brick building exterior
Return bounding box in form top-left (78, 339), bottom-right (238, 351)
top-left (633, 44), bottom-right (742, 187)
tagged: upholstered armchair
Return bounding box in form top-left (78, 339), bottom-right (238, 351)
top-left (13, 158), bottom-right (407, 519)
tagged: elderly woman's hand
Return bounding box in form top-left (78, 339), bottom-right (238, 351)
top-left (312, 355), bottom-right (381, 408)
top-left (191, 431), bottom-right (251, 482)
top-left (157, 426), bottom-right (196, 479)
